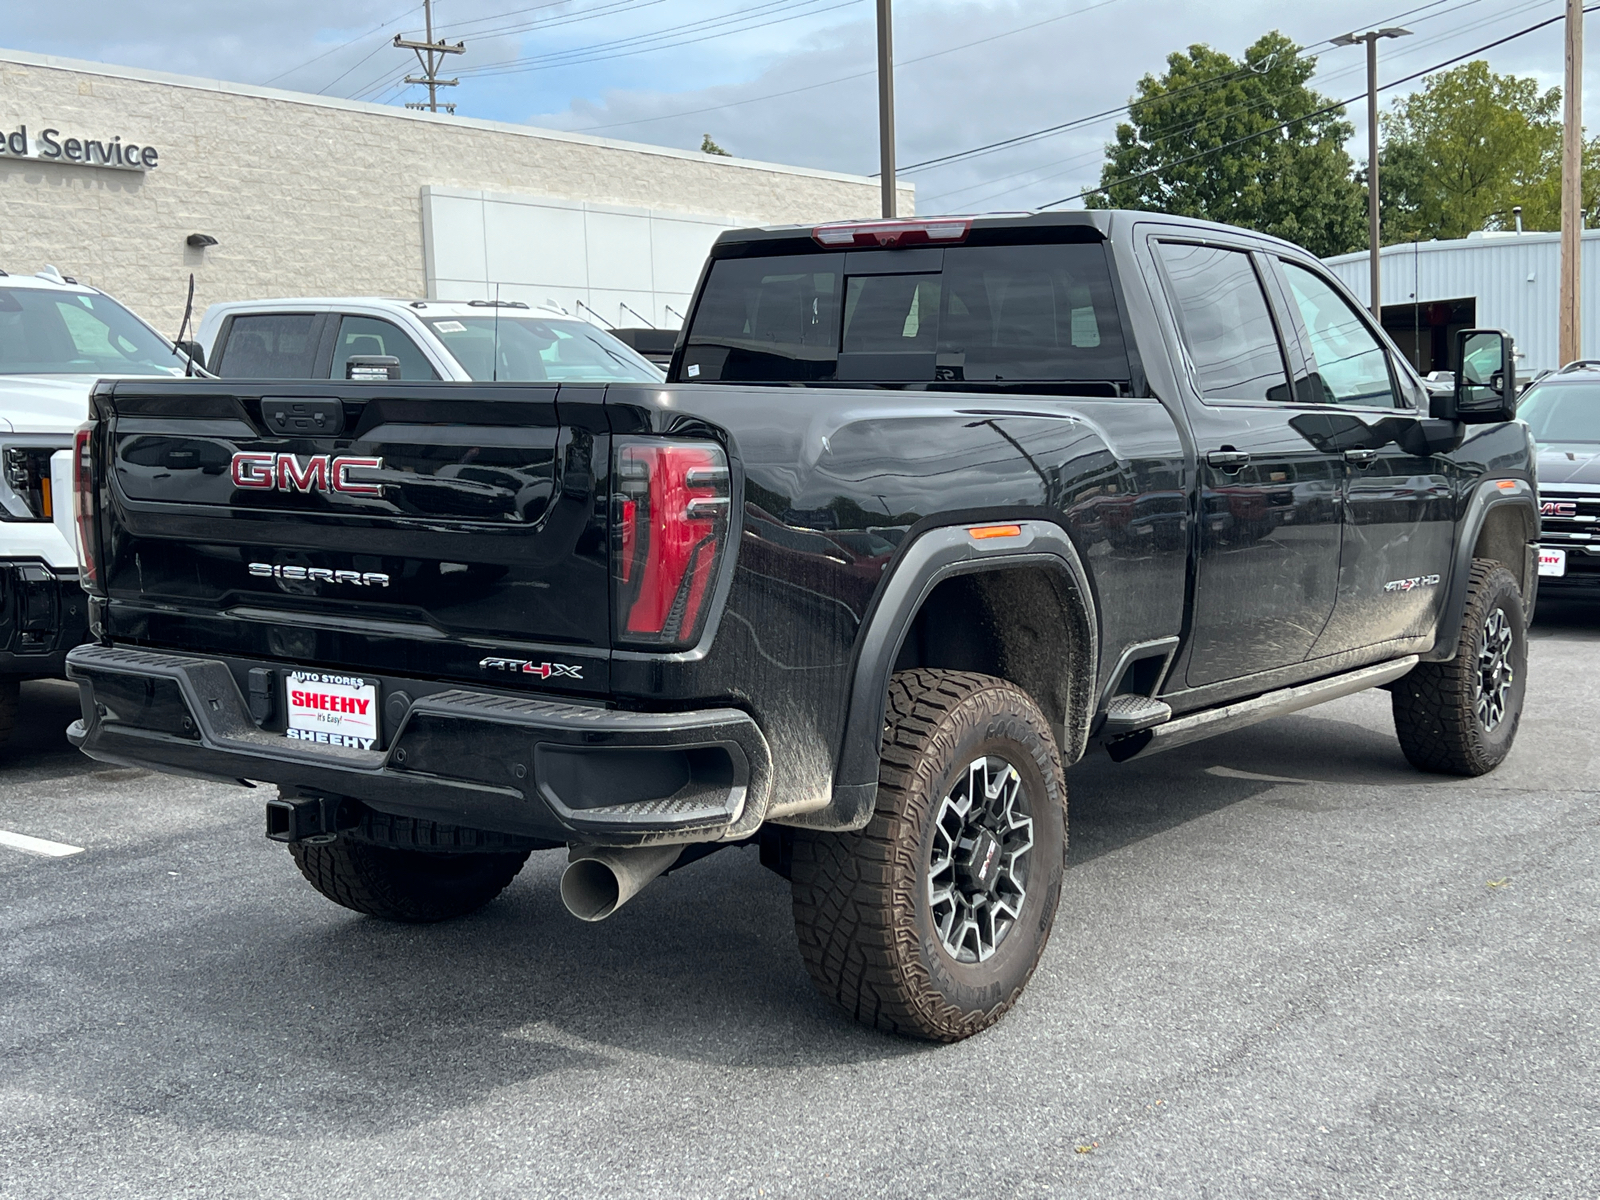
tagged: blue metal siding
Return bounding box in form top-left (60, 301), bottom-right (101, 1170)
top-left (1324, 230), bottom-right (1600, 374)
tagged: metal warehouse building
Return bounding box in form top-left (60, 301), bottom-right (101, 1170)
top-left (0, 48), bottom-right (909, 332)
top-left (1325, 229), bottom-right (1600, 377)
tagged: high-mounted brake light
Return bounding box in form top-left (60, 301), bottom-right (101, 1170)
top-left (612, 439), bottom-right (731, 648)
top-left (812, 218), bottom-right (972, 248)
top-left (72, 426), bottom-right (102, 592)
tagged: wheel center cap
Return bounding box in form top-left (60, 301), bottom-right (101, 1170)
top-left (956, 828), bottom-right (1003, 893)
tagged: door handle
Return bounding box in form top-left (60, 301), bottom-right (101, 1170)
top-left (1205, 449), bottom-right (1251, 472)
top-left (1344, 448), bottom-right (1379, 466)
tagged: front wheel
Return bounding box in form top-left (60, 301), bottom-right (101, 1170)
top-left (1392, 559), bottom-right (1527, 776)
top-left (790, 669), bottom-right (1067, 1041)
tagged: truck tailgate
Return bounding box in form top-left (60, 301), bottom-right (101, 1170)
top-left (95, 381), bottom-right (610, 694)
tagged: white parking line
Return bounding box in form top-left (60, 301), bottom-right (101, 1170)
top-left (0, 829), bottom-right (85, 858)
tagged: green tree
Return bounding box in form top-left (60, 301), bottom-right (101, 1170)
top-left (700, 133), bottom-right (731, 156)
top-left (1377, 61), bottom-right (1561, 240)
top-left (1087, 32), bottom-right (1365, 257)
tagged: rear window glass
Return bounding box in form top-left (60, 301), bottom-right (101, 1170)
top-left (681, 242), bottom-right (1129, 387)
top-left (215, 314), bottom-right (320, 378)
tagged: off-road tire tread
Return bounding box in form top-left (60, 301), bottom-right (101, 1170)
top-left (289, 837), bottom-right (530, 922)
top-left (790, 668), bottom-right (1065, 1041)
top-left (0, 678), bottom-right (18, 745)
top-left (349, 809), bottom-right (557, 854)
top-left (1392, 559), bottom-right (1524, 776)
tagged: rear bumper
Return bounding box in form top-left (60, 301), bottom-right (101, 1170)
top-left (0, 560), bottom-right (91, 678)
top-left (65, 644), bottom-right (772, 847)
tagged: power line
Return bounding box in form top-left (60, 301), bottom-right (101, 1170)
top-left (261, 3), bottom-right (420, 86)
top-left (567, 0), bottom-right (1131, 132)
top-left (438, 0), bottom-right (669, 42)
top-left (454, 0), bottom-right (861, 79)
top-left (1041, 4), bottom-right (1594, 210)
top-left (895, 0), bottom-right (1512, 178)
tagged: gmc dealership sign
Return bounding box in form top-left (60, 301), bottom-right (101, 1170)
top-left (0, 125), bottom-right (159, 171)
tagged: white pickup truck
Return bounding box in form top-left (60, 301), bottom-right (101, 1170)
top-left (0, 267), bottom-right (196, 741)
top-left (195, 297), bottom-right (664, 384)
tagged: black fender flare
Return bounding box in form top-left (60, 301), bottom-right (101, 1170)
top-left (1421, 477), bottom-right (1537, 663)
top-left (814, 519), bottom-right (1098, 830)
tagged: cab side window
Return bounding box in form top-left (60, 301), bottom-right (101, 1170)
top-left (214, 314), bottom-right (320, 378)
top-left (1280, 262), bottom-right (1398, 408)
top-left (334, 315), bottom-right (438, 380)
top-left (1156, 242), bottom-right (1289, 402)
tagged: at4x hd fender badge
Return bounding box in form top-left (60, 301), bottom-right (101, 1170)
top-left (480, 657), bottom-right (583, 680)
top-left (1383, 574), bottom-right (1441, 593)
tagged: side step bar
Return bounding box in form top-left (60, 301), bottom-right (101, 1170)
top-left (1108, 656), bottom-right (1419, 761)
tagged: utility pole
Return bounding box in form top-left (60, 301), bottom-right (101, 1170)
top-left (1333, 27), bottom-right (1411, 320)
top-left (876, 0), bottom-right (896, 218)
top-left (395, 0), bottom-right (465, 115)
top-left (1562, 0), bottom-right (1585, 366)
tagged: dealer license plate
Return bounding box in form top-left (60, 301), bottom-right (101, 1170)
top-left (285, 670), bottom-right (380, 750)
top-left (1538, 547), bottom-right (1567, 577)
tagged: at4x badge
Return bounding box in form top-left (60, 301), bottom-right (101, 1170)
top-left (480, 657), bottom-right (583, 680)
top-left (1383, 574), bottom-right (1441, 593)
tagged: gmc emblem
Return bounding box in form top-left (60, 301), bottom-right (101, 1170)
top-left (230, 452), bottom-right (384, 496)
top-left (1541, 500), bottom-right (1578, 518)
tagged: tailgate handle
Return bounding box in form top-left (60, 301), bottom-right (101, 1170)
top-left (261, 398), bottom-right (345, 437)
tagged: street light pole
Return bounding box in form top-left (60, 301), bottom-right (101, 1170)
top-left (1333, 27), bottom-right (1411, 321)
top-left (876, 0), bottom-right (896, 218)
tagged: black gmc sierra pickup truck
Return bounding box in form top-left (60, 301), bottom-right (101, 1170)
top-left (65, 211), bottom-right (1538, 1041)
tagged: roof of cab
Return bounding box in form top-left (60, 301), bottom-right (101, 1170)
top-left (709, 208), bottom-right (1319, 258)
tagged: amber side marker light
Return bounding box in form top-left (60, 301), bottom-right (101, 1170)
top-left (1496, 480), bottom-right (1518, 490)
top-left (969, 524), bottom-right (1023, 540)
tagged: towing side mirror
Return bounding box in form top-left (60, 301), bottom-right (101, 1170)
top-left (1441, 329), bottom-right (1517, 423)
top-left (346, 355), bottom-right (401, 381)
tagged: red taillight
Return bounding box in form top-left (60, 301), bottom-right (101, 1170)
top-left (73, 426), bottom-right (101, 592)
top-left (812, 218), bottom-right (972, 248)
top-left (613, 440), bottom-right (730, 647)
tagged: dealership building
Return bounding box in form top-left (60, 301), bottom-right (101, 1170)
top-left (0, 48), bottom-right (908, 333)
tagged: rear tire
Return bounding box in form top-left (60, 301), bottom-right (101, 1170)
top-left (0, 678), bottom-right (17, 745)
top-left (289, 837), bottom-right (530, 922)
top-left (1392, 559), bottom-right (1527, 776)
top-left (790, 668), bottom-right (1066, 1041)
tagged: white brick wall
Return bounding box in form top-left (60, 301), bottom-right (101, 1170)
top-left (0, 49), bottom-right (912, 331)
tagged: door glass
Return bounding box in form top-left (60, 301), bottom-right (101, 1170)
top-left (1281, 262), bottom-right (1398, 408)
top-left (335, 316), bottom-right (437, 380)
top-left (214, 314), bottom-right (319, 378)
top-left (1157, 243), bottom-right (1288, 401)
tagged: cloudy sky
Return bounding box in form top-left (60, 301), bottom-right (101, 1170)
top-left (7, 0), bottom-right (1592, 211)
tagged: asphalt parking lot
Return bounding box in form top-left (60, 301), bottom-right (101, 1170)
top-left (2, 608), bottom-right (1597, 1200)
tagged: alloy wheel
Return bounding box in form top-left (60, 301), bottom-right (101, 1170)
top-left (1476, 606), bottom-right (1515, 732)
top-left (927, 755), bottom-right (1035, 964)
